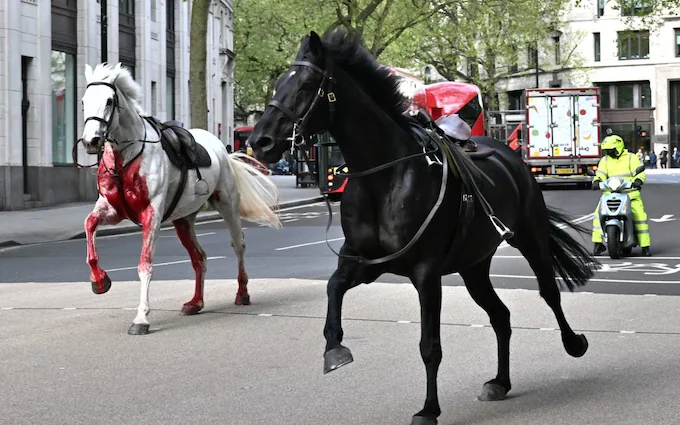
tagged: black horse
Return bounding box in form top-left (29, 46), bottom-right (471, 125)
top-left (250, 29), bottom-right (600, 425)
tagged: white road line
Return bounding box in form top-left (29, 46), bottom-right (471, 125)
top-left (159, 232), bottom-right (216, 238)
top-left (486, 273), bottom-right (680, 285)
top-left (275, 237), bottom-right (345, 251)
top-left (493, 255), bottom-right (680, 260)
top-left (275, 213), bottom-right (595, 252)
top-left (282, 219), bottom-right (299, 223)
top-left (0, 203), bottom-right (324, 252)
top-left (107, 256), bottom-right (227, 272)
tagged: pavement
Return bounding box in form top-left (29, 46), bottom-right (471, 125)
top-left (0, 175), bottom-right (322, 247)
top-left (1, 170), bottom-right (680, 424)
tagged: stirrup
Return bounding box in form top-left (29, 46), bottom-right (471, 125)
top-left (424, 147), bottom-right (442, 167)
top-left (489, 215), bottom-right (514, 240)
top-left (194, 179), bottom-right (209, 196)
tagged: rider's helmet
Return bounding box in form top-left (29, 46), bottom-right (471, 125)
top-left (601, 134), bottom-right (625, 158)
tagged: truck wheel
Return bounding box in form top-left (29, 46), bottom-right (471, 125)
top-left (606, 226), bottom-right (621, 259)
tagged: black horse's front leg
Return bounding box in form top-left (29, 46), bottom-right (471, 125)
top-left (411, 265), bottom-right (443, 425)
top-left (323, 243), bottom-right (361, 374)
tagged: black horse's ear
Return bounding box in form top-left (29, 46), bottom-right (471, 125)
top-left (309, 31), bottom-right (324, 57)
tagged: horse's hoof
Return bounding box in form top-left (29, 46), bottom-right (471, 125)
top-left (235, 294), bottom-right (251, 306)
top-left (564, 333), bottom-right (588, 358)
top-left (478, 380), bottom-right (510, 401)
top-left (128, 323), bottom-right (150, 335)
top-left (91, 274), bottom-right (112, 295)
top-left (323, 345), bottom-right (354, 374)
top-left (181, 303), bottom-right (203, 315)
top-left (411, 416), bottom-right (437, 425)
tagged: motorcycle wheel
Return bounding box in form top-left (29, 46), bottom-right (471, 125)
top-left (606, 226), bottom-right (621, 259)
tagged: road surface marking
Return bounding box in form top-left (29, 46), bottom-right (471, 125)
top-left (275, 237), bottom-right (345, 251)
top-left (63, 307), bottom-right (77, 310)
top-left (159, 232), bottom-right (215, 238)
top-left (282, 219), bottom-right (299, 223)
top-left (275, 213), bottom-right (595, 251)
top-left (0, 307), bottom-right (666, 336)
top-left (486, 273), bottom-right (680, 285)
top-left (107, 256), bottom-right (227, 272)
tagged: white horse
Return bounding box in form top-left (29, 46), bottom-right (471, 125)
top-left (79, 62), bottom-right (281, 335)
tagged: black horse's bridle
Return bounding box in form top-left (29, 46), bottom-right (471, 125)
top-left (268, 60), bottom-right (337, 153)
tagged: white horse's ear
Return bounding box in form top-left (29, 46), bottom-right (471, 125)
top-left (115, 62), bottom-right (122, 72)
top-left (85, 64), bottom-right (93, 83)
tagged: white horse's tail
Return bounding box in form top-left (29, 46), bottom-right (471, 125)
top-left (227, 152), bottom-right (282, 228)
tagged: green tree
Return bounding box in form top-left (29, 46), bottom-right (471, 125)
top-left (403, 0), bottom-right (583, 109)
top-left (233, 0), bottom-right (458, 118)
top-left (233, 0), bottom-right (332, 120)
top-left (575, 0), bottom-right (680, 30)
top-left (189, 0), bottom-right (211, 129)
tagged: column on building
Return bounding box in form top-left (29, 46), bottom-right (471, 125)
top-left (0, 0), bottom-right (24, 209)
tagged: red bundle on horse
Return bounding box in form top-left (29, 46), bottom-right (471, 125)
top-left (78, 63), bottom-right (281, 335)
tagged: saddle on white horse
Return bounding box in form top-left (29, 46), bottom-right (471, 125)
top-left (144, 116), bottom-right (213, 197)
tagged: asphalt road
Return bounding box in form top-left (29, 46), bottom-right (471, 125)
top-left (2, 183), bottom-right (680, 425)
top-left (1, 182), bottom-right (680, 295)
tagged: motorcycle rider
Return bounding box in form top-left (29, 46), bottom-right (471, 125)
top-left (591, 134), bottom-right (651, 256)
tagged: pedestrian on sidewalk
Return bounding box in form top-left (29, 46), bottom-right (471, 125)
top-left (650, 150), bottom-right (657, 169)
top-left (660, 147), bottom-right (668, 169)
top-left (673, 147), bottom-right (680, 168)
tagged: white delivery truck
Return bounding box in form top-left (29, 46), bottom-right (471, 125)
top-left (524, 87), bottom-right (601, 186)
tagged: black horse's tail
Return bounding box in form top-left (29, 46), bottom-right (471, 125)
top-left (547, 207), bottom-right (601, 291)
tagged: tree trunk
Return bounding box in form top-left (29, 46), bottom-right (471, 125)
top-left (189, 0), bottom-right (210, 129)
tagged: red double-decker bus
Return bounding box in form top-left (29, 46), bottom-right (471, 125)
top-left (317, 81), bottom-right (486, 199)
top-left (411, 81), bottom-right (485, 137)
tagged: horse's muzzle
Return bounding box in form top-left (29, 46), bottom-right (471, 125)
top-left (85, 137), bottom-right (102, 154)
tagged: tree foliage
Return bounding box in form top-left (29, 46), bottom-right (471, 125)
top-left (233, 0), bottom-right (457, 118)
top-left (233, 0), bottom-right (332, 119)
top-left (575, 0), bottom-right (680, 31)
top-left (397, 0), bottom-right (581, 109)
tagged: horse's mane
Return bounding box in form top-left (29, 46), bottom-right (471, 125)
top-left (314, 28), bottom-right (412, 127)
top-left (90, 63), bottom-right (146, 115)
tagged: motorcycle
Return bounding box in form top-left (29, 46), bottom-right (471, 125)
top-left (586, 165), bottom-right (645, 259)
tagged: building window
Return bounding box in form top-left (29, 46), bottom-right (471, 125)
top-left (640, 82), bottom-right (652, 107)
top-left (620, 0), bottom-right (653, 16)
top-left (598, 0), bottom-right (605, 16)
top-left (507, 90), bottom-right (523, 110)
top-left (553, 36), bottom-right (561, 64)
top-left (618, 31), bottom-right (650, 60)
top-left (617, 84), bottom-right (634, 108)
top-left (527, 45), bottom-right (537, 68)
top-left (151, 0), bottom-right (156, 22)
top-left (151, 81), bottom-right (157, 116)
top-left (594, 32), bottom-right (601, 61)
top-left (598, 84), bottom-right (611, 109)
top-left (51, 51), bottom-right (76, 164)
top-left (467, 57), bottom-right (478, 78)
top-left (507, 45), bottom-right (518, 73)
top-left (675, 28), bottom-right (680, 57)
top-left (167, 76), bottom-right (175, 120)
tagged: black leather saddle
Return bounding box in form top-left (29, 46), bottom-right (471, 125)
top-left (144, 117), bottom-right (212, 169)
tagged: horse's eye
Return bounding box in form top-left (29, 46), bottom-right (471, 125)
top-left (106, 98), bottom-right (113, 106)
